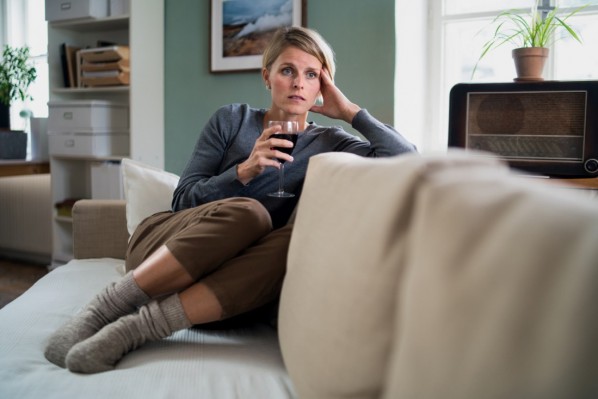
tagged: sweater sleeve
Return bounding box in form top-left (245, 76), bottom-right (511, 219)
top-left (171, 106), bottom-right (247, 212)
top-left (348, 109), bottom-right (418, 157)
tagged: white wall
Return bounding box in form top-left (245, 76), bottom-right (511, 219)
top-left (130, 0), bottom-right (164, 168)
top-left (395, 0), bottom-right (429, 151)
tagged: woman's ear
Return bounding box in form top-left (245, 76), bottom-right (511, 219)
top-left (262, 68), bottom-right (270, 90)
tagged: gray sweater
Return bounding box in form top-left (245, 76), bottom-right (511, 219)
top-left (172, 103), bottom-right (417, 228)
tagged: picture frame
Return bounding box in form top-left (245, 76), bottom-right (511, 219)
top-left (210, 0), bottom-right (306, 73)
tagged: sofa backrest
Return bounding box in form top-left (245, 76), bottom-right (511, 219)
top-left (73, 199), bottom-right (128, 260)
top-left (279, 151), bottom-right (598, 399)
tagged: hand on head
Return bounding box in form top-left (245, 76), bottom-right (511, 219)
top-left (310, 68), bottom-right (361, 124)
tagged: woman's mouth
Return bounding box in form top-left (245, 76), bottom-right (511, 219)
top-left (288, 95), bottom-right (305, 101)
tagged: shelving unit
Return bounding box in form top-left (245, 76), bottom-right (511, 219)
top-left (47, 1), bottom-right (164, 266)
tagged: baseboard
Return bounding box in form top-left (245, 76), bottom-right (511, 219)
top-left (0, 248), bottom-right (52, 267)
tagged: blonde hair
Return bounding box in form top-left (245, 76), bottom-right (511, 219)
top-left (262, 26), bottom-right (336, 79)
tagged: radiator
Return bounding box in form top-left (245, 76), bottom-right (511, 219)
top-left (0, 174), bottom-right (52, 263)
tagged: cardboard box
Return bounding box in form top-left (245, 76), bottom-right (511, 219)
top-left (78, 46), bottom-right (129, 63)
top-left (77, 46), bottom-right (130, 87)
top-left (81, 71), bottom-right (130, 87)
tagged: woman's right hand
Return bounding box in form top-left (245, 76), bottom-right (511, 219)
top-left (236, 124), bottom-right (294, 185)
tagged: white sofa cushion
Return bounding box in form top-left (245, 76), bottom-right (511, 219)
top-left (279, 151), bottom-right (598, 399)
top-left (381, 154), bottom-right (598, 399)
top-left (121, 158), bottom-right (180, 236)
top-left (0, 259), bottom-right (295, 398)
top-left (279, 151), bottom-right (489, 398)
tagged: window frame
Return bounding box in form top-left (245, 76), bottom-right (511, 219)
top-left (1, 0), bottom-right (48, 131)
top-left (398, 0), bottom-right (598, 153)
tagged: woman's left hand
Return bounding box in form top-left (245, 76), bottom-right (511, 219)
top-left (310, 67), bottom-right (361, 124)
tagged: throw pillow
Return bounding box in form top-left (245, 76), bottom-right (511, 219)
top-left (121, 158), bottom-right (180, 236)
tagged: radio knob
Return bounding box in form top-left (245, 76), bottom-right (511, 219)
top-left (584, 158), bottom-right (598, 174)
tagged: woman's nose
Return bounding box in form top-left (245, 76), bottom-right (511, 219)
top-left (293, 76), bottom-right (303, 89)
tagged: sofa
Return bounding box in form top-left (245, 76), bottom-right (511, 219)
top-left (1, 151), bottom-right (597, 399)
top-left (0, 173), bottom-right (52, 263)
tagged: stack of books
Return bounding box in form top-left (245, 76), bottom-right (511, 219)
top-left (77, 46), bottom-right (130, 87)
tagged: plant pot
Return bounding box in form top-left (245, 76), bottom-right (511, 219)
top-left (0, 103), bottom-right (9, 130)
top-left (512, 47), bottom-right (549, 82)
top-left (0, 130), bottom-right (28, 159)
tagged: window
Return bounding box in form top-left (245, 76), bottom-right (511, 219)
top-left (397, 0), bottom-right (598, 153)
top-left (2, 0), bottom-right (48, 131)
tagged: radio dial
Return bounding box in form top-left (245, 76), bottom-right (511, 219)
top-left (584, 158), bottom-right (598, 174)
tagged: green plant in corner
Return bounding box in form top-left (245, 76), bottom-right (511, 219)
top-left (471, 1), bottom-right (588, 79)
top-left (0, 45), bottom-right (37, 107)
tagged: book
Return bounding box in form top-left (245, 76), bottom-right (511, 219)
top-left (59, 44), bottom-right (69, 87)
top-left (65, 45), bottom-right (81, 87)
top-left (59, 43), bottom-right (81, 88)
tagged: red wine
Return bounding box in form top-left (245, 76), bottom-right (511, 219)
top-left (272, 133), bottom-right (298, 163)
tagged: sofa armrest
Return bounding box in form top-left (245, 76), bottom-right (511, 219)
top-left (72, 199), bottom-right (129, 260)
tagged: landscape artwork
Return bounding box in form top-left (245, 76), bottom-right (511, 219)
top-left (211, 0), bottom-right (304, 72)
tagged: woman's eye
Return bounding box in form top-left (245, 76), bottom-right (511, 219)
top-left (307, 71), bottom-right (318, 79)
top-left (282, 67), bottom-right (293, 76)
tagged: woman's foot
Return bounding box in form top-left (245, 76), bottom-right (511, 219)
top-left (44, 272), bottom-right (149, 368)
top-left (65, 294), bottom-right (191, 373)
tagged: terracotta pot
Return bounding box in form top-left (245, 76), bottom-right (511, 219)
top-left (512, 47), bottom-right (549, 82)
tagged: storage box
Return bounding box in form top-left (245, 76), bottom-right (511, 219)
top-left (78, 46), bottom-right (129, 63)
top-left (45, 0), bottom-right (109, 22)
top-left (91, 161), bottom-right (123, 200)
top-left (48, 101), bottom-right (129, 132)
top-left (109, 0), bottom-right (130, 16)
top-left (80, 71), bottom-right (130, 87)
top-left (77, 46), bottom-right (130, 87)
top-left (48, 131), bottom-right (129, 157)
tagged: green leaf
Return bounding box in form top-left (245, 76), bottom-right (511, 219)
top-left (0, 45), bottom-right (37, 106)
top-left (471, 3), bottom-right (588, 80)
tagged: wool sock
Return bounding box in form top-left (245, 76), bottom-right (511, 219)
top-left (44, 271), bottom-right (150, 368)
top-left (65, 293), bottom-right (192, 374)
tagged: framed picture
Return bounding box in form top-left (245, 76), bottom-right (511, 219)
top-left (210, 0), bottom-right (306, 73)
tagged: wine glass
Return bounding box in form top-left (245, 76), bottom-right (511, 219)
top-left (267, 120), bottom-right (299, 198)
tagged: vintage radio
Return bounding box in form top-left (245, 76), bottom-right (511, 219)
top-left (448, 80), bottom-right (598, 177)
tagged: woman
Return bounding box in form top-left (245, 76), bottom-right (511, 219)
top-left (44, 26), bottom-right (417, 374)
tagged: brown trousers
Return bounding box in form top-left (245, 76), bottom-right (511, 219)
top-left (125, 197), bottom-right (293, 319)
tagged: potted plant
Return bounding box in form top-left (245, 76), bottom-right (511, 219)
top-left (472, 1), bottom-right (587, 82)
top-left (0, 45), bottom-right (37, 159)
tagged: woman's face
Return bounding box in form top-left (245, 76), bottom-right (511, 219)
top-left (263, 46), bottom-right (322, 120)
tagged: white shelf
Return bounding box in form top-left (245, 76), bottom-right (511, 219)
top-left (48, 14), bottom-right (130, 265)
top-left (51, 154), bottom-right (126, 161)
top-left (48, 2), bottom-right (164, 265)
top-left (50, 15), bottom-right (129, 31)
top-left (53, 86), bottom-right (129, 94)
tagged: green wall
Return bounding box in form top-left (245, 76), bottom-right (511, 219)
top-left (164, 0), bottom-right (396, 174)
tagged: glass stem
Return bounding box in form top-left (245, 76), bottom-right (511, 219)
top-left (278, 163), bottom-right (285, 193)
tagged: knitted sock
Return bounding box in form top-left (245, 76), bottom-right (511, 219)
top-left (44, 271), bottom-right (150, 368)
top-left (65, 294), bottom-right (192, 374)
